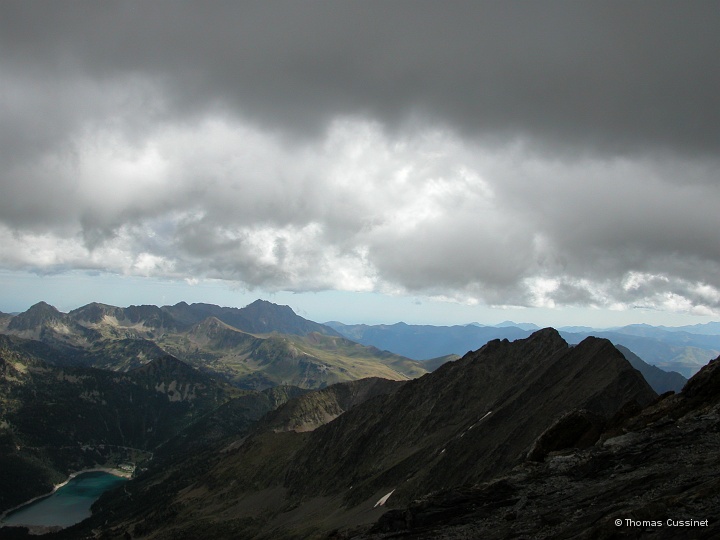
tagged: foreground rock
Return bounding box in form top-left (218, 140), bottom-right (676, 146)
top-left (361, 357), bottom-right (720, 539)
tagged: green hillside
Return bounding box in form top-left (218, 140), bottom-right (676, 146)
top-left (1, 301), bottom-right (428, 391)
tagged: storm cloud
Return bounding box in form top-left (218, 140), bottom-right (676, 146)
top-left (1, 1), bottom-right (719, 315)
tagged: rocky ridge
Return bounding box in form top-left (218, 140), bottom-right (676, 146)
top-left (58, 328), bottom-right (658, 539)
top-left (360, 358), bottom-right (720, 539)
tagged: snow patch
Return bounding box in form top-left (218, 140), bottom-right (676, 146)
top-left (374, 489), bottom-right (395, 508)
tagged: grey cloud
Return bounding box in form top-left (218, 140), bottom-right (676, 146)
top-left (1, 2), bottom-right (720, 316)
top-left (366, 209), bottom-right (536, 292)
top-left (489, 153), bottom-right (720, 282)
top-left (2, 2), bottom-right (719, 155)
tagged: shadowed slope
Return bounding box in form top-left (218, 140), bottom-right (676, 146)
top-left (70, 329), bottom-right (656, 539)
top-left (368, 355), bottom-right (720, 539)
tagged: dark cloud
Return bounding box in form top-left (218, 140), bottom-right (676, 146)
top-left (2, 2), bottom-right (719, 154)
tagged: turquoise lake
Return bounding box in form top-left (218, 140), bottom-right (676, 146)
top-left (1, 471), bottom-right (127, 528)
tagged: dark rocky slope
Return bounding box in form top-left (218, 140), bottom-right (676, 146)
top-left (58, 328), bottom-right (657, 539)
top-left (363, 357), bottom-right (720, 539)
top-left (616, 344), bottom-right (687, 394)
top-left (283, 329), bottom-right (656, 509)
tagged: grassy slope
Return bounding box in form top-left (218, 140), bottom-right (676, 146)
top-left (155, 321), bottom-right (427, 390)
top-left (1, 305), bottom-right (430, 392)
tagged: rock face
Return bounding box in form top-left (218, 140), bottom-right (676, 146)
top-left (525, 408), bottom-right (605, 462)
top-left (366, 357), bottom-right (720, 540)
top-left (64, 329), bottom-right (658, 539)
top-left (283, 329), bottom-right (657, 508)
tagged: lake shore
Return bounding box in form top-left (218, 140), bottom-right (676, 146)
top-left (0, 467), bottom-right (131, 526)
top-left (51, 466), bottom-right (132, 492)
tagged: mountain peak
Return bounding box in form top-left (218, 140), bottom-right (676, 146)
top-left (529, 326), bottom-right (563, 339)
top-left (191, 316), bottom-right (238, 335)
top-left (8, 301), bottom-right (65, 331)
top-left (69, 302), bottom-right (122, 323)
top-left (244, 299), bottom-right (295, 315)
top-left (27, 301), bottom-right (60, 314)
top-left (496, 320), bottom-right (541, 330)
top-left (232, 299), bottom-right (340, 337)
top-left (524, 326), bottom-right (568, 351)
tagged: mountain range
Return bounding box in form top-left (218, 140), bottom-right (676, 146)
top-left (0, 301), bottom-right (427, 390)
top-left (1, 300), bottom-right (718, 538)
top-left (0, 299), bottom-right (430, 521)
top-left (0, 300), bottom-right (698, 395)
top-left (38, 328), bottom-right (674, 539)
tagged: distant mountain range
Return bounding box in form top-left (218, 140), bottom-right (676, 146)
top-left (324, 321), bottom-right (533, 361)
top-left (0, 301), bottom-right (427, 391)
top-left (0, 300), bottom-right (699, 396)
top-left (327, 319), bottom-right (717, 378)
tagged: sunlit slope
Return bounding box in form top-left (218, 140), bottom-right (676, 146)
top-left (1, 302), bottom-right (429, 391)
top-left (157, 317), bottom-right (428, 389)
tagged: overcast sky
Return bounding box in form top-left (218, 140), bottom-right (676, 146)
top-left (1, 1), bottom-right (719, 327)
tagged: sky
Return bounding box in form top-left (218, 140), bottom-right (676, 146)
top-left (1, 2), bottom-right (719, 328)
